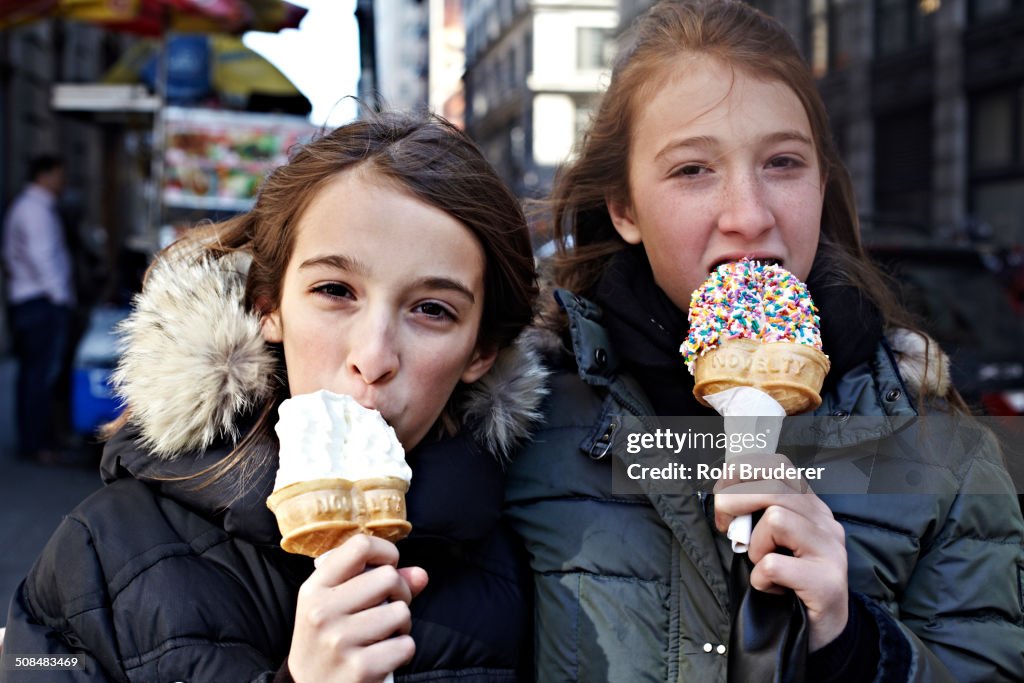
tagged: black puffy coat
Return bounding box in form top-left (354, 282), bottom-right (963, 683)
top-left (1, 249), bottom-right (549, 682)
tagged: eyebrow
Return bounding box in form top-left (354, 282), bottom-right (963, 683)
top-left (413, 277), bottom-right (476, 303)
top-left (654, 130), bottom-right (814, 161)
top-left (298, 253), bottom-right (369, 274)
top-left (298, 254), bottom-right (476, 303)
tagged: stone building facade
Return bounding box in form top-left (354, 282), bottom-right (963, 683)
top-left (462, 0), bottom-right (617, 199)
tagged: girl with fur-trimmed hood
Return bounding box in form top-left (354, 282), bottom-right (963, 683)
top-left (2, 112), bottom-right (546, 682)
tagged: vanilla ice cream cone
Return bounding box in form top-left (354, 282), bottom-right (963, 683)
top-left (693, 339), bottom-right (830, 415)
top-left (266, 391), bottom-right (413, 558)
top-left (355, 477), bottom-right (413, 542)
top-left (266, 476), bottom-right (411, 557)
top-left (266, 478), bottom-right (361, 557)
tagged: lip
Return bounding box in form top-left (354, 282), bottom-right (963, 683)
top-left (358, 401), bottom-right (384, 415)
top-left (359, 400), bottom-right (402, 426)
top-left (708, 253), bottom-right (784, 272)
top-left (340, 392), bottom-right (382, 414)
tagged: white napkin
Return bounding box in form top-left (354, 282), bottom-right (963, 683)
top-left (704, 387), bottom-right (786, 553)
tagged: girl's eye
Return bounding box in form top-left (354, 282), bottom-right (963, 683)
top-left (415, 301), bottom-right (456, 321)
top-left (767, 156), bottom-right (803, 170)
top-left (674, 164), bottom-right (709, 177)
top-left (312, 283), bottom-right (354, 299)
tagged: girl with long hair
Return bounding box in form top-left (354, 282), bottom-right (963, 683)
top-left (506, 2), bottom-right (1023, 680)
top-left (4, 111), bottom-right (545, 682)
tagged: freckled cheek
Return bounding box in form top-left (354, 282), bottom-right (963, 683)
top-left (652, 194), bottom-right (715, 238)
top-left (398, 361), bottom-right (464, 442)
top-left (775, 183), bottom-right (823, 217)
top-left (413, 331), bottom-right (480, 390)
top-left (410, 372), bottom-right (458, 411)
top-left (649, 215), bottom-right (709, 268)
top-left (779, 200), bottom-right (822, 280)
top-left (282, 320), bottom-right (350, 372)
top-left (408, 344), bottom-right (471, 388)
top-left (784, 196), bottom-right (823, 238)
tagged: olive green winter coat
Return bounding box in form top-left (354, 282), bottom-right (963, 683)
top-left (505, 291), bottom-right (1024, 682)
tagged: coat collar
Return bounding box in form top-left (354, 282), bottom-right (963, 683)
top-left (111, 243), bottom-right (548, 461)
top-left (555, 290), bottom-right (951, 451)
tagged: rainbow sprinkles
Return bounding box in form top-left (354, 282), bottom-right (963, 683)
top-left (680, 258), bottom-right (825, 374)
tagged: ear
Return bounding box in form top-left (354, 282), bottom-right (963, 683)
top-left (606, 193), bottom-right (642, 245)
top-left (258, 297), bottom-right (283, 343)
top-left (460, 343), bottom-right (499, 384)
top-left (260, 312), bottom-right (283, 343)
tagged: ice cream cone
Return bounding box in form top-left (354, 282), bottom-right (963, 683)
top-left (267, 391), bottom-right (413, 558)
top-left (266, 476), bottom-right (411, 557)
top-left (693, 339), bottom-right (830, 414)
top-left (355, 478), bottom-right (413, 542)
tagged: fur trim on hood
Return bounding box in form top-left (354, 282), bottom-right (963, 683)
top-left (887, 328), bottom-right (951, 397)
top-left (112, 245), bottom-right (548, 461)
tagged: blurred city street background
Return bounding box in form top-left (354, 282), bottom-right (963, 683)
top-left (0, 358), bottom-right (101, 620)
top-left (3, 0), bottom-right (1024, 629)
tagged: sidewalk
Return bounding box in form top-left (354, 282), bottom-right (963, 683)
top-left (0, 358), bottom-right (103, 624)
top-left (0, 457), bottom-right (102, 620)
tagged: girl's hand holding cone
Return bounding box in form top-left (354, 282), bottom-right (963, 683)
top-left (713, 453), bottom-right (848, 651)
top-left (287, 534), bottom-right (429, 683)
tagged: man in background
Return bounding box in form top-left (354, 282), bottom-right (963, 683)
top-left (2, 154), bottom-right (75, 464)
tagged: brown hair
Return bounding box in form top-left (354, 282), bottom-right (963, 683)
top-left (110, 110), bottom-right (538, 488)
top-left (232, 112), bottom-right (536, 351)
top-left (543, 0), bottom-right (959, 408)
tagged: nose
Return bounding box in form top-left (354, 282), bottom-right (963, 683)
top-left (716, 172), bottom-right (775, 239)
top-left (347, 310), bottom-right (399, 385)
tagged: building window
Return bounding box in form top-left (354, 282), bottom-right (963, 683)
top-left (874, 107), bottom-right (933, 228)
top-left (501, 50), bottom-right (512, 93)
top-left (805, 0), bottom-right (855, 77)
top-left (577, 26), bottom-right (614, 71)
top-left (875, 0), bottom-right (937, 57)
top-left (970, 86), bottom-right (1024, 243)
top-left (973, 94), bottom-right (1014, 170)
top-left (807, 0), bottom-right (829, 76)
top-left (971, 0), bottom-right (1024, 22)
top-left (524, 28), bottom-right (533, 78)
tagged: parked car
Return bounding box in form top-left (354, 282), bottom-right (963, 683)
top-left (866, 243), bottom-right (1024, 416)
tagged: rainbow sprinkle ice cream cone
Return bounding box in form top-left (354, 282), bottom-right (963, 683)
top-left (681, 259), bottom-right (830, 415)
top-left (682, 259), bottom-right (830, 552)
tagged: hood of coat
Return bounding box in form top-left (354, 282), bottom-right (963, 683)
top-left (111, 243), bottom-right (549, 462)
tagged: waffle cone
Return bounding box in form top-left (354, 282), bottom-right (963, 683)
top-left (354, 478), bottom-right (414, 543)
top-left (693, 339), bottom-right (830, 414)
top-left (266, 476), bottom-right (411, 557)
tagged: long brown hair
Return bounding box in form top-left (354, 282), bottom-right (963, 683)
top-left (542, 0), bottom-right (958, 407)
top-left (109, 110), bottom-right (538, 488)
